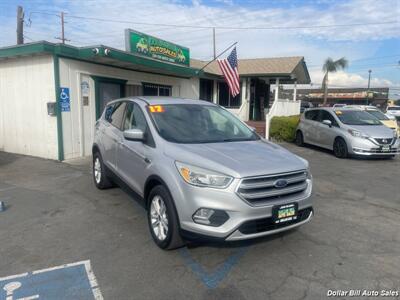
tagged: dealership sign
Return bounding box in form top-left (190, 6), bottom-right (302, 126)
top-left (125, 29), bottom-right (190, 66)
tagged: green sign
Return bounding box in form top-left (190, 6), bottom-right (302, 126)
top-left (125, 29), bottom-right (190, 66)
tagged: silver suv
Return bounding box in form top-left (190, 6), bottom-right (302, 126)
top-left (93, 97), bottom-right (313, 249)
top-left (296, 107), bottom-right (399, 158)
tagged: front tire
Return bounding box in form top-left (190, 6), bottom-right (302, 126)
top-left (93, 152), bottom-right (114, 189)
top-left (333, 138), bottom-right (348, 159)
top-left (147, 185), bottom-right (184, 250)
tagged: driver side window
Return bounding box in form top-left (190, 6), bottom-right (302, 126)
top-left (123, 102), bottom-right (148, 132)
top-left (319, 110), bottom-right (339, 127)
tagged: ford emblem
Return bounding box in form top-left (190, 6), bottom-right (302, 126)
top-left (274, 179), bottom-right (288, 188)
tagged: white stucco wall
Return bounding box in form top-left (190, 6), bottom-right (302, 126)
top-left (58, 58), bottom-right (200, 159)
top-left (0, 54), bottom-right (58, 159)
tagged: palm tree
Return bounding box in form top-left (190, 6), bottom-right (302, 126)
top-left (322, 57), bottom-right (348, 105)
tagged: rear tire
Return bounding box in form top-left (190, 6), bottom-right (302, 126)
top-left (147, 185), bottom-right (184, 250)
top-left (295, 131), bottom-right (304, 147)
top-left (333, 138), bottom-right (348, 159)
top-left (93, 152), bottom-right (114, 189)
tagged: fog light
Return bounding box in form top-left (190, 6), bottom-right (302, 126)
top-left (192, 208), bottom-right (229, 227)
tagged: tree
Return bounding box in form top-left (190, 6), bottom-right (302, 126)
top-left (322, 57), bottom-right (348, 105)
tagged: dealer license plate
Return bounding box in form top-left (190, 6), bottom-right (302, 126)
top-left (273, 203), bottom-right (298, 224)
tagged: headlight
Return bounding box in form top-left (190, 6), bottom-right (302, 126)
top-left (175, 162), bottom-right (233, 189)
top-left (348, 129), bottom-right (369, 138)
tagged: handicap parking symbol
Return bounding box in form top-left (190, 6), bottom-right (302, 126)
top-left (0, 260), bottom-right (103, 300)
top-left (59, 87), bottom-right (70, 112)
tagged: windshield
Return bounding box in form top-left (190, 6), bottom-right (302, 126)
top-left (387, 106), bottom-right (400, 111)
top-left (148, 104), bottom-right (260, 144)
top-left (366, 110), bottom-right (389, 121)
top-left (335, 110), bottom-right (382, 126)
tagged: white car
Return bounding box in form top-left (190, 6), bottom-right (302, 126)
top-left (386, 106), bottom-right (400, 120)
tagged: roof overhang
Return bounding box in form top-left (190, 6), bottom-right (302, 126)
top-left (0, 41), bottom-right (200, 79)
top-left (195, 58), bottom-right (311, 84)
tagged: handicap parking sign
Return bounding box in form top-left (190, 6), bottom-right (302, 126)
top-left (60, 87), bottom-right (70, 112)
top-left (0, 260), bottom-right (103, 300)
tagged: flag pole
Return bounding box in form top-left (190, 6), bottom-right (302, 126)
top-left (195, 41), bottom-right (237, 74)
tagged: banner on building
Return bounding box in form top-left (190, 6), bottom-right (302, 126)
top-left (125, 29), bottom-right (190, 66)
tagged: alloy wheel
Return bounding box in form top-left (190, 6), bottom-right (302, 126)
top-left (94, 157), bottom-right (102, 184)
top-left (150, 195), bottom-right (169, 241)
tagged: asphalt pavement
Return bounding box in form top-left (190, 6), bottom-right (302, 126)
top-left (0, 144), bottom-right (399, 300)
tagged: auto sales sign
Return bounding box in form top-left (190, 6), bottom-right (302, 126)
top-left (125, 29), bottom-right (190, 66)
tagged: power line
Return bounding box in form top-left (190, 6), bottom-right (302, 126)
top-left (63, 14), bottom-right (398, 30)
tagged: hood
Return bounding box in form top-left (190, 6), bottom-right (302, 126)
top-left (164, 140), bottom-right (308, 178)
top-left (350, 125), bottom-right (394, 139)
top-left (381, 120), bottom-right (398, 130)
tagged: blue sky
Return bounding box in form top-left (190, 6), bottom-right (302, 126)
top-left (1, 0), bottom-right (399, 96)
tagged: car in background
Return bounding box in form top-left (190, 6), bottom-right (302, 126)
top-left (295, 107), bottom-right (399, 158)
top-left (300, 101), bottom-right (313, 113)
top-left (332, 103), bottom-right (346, 108)
top-left (386, 106), bottom-right (400, 121)
top-left (345, 105), bottom-right (399, 137)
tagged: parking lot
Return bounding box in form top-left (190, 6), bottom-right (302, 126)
top-left (0, 143), bottom-right (399, 300)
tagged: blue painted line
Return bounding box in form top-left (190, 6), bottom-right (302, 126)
top-left (179, 246), bottom-right (249, 289)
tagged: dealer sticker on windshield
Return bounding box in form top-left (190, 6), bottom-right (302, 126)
top-left (273, 203), bottom-right (298, 224)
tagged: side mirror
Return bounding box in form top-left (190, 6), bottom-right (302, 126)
top-left (123, 129), bottom-right (145, 141)
top-left (322, 120), bottom-right (332, 127)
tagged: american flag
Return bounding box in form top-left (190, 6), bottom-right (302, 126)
top-left (217, 47), bottom-right (240, 97)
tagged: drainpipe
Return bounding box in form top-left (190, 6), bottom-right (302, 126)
top-left (293, 80), bottom-right (297, 101)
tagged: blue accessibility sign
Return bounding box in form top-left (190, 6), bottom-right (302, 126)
top-left (60, 87), bottom-right (70, 112)
top-left (0, 260), bottom-right (103, 300)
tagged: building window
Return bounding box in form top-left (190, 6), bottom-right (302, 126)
top-left (142, 82), bottom-right (172, 96)
top-left (218, 81), bottom-right (241, 108)
top-left (199, 79), bottom-right (214, 102)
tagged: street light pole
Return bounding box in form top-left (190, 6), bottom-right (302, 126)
top-left (367, 69), bottom-right (371, 105)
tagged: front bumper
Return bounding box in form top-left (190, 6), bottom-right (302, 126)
top-left (349, 137), bottom-right (400, 156)
top-left (172, 176), bottom-right (313, 241)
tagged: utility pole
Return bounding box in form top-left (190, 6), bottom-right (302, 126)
top-left (212, 27), bottom-right (216, 59)
top-left (55, 12), bottom-right (69, 43)
top-left (367, 69), bottom-right (372, 105)
top-left (61, 12), bottom-right (65, 43)
top-left (16, 6), bottom-right (24, 44)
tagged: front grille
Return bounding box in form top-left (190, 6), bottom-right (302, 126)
top-left (374, 138), bottom-right (393, 145)
top-left (238, 207), bottom-right (313, 234)
top-left (237, 170), bottom-right (308, 205)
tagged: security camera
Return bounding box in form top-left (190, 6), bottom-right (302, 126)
top-left (92, 48), bottom-right (100, 55)
top-left (104, 48), bottom-right (111, 56)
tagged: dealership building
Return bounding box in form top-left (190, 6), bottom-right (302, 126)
top-left (0, 31), bottom-right (310, 161)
